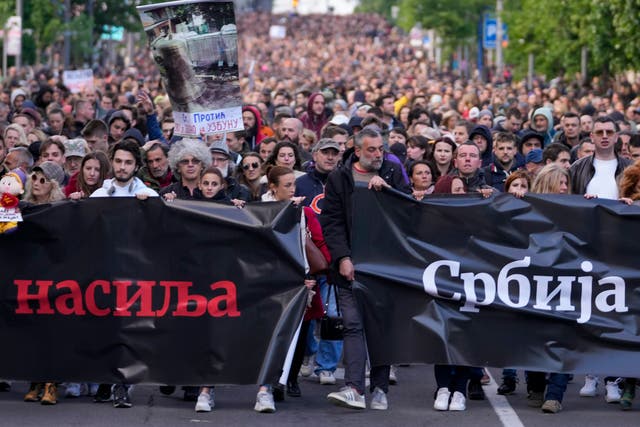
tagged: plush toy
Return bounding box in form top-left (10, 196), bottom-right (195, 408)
top-left (0, 170), bottom-right (25, 234)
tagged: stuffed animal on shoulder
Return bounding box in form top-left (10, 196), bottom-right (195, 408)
top-left (0, 170), bottom-right (26, 234)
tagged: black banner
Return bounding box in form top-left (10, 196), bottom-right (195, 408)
top-left (0, 199), bottom-right (306, 385)
top-left (352, 186), bottom-right (640, 376)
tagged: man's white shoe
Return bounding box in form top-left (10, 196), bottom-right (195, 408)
top-left (327, 386), bottom-right (366, 409)
top-left (605, 379), bottom-right (622, 403)
top-left (448, 391), bottom-right (466, 411)
top-left (254, 390), bottom-right (275, 413)
top-left (195, 392), bottom-right (213, 412)
top-left (370, 387), bottom-right (388, 410)
top-left (434, 387), bottom-right (450, 411)
top-left (319, 370), bottom-right (337, 385)
top-left (579, 375), bottom-right (598, 397)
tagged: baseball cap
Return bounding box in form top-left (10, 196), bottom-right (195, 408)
top-left (468, 107), bottom-right (480, 120)
top-left (312, 138), bottom-right (341, 153)
top-left (64, 138), bottom-right (88, 158)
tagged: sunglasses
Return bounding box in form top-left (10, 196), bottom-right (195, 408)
top-left (593, 129), bottom-right (615, 136)
top-left (243, 162), bottom-right (260, 170)
top-left (31, 174), bottom-right (50, 184)
top-left (178, 158), bottom-right (202, 166)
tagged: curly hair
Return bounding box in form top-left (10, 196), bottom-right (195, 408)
top-left (167, 138), bottom-right (212, 175)
top-left (619, 160), bottom-right (640, 201)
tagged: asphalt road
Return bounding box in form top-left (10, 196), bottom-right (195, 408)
top-left (0, 366), bottom-right (637, 427)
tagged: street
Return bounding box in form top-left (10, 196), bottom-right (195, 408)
top-left (0, 366), bottom-right (637, 427)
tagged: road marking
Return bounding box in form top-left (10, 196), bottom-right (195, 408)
top-left (484, 371), bottom-right (525, 427)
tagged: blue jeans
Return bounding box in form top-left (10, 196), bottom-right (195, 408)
top-left (526, 371), bottom-right (570, 402)
top-left (313, 278), bottom-right (343, 374)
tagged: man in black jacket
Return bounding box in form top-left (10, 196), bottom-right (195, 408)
top-left (320, 128), bottom-right (410, 411)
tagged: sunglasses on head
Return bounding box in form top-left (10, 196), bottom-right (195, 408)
top-left (243, 162), bottom-right (260, 170)
top-left (31, 174), bottom-right (49, 184)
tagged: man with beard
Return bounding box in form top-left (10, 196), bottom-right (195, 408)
top-left (138, 142), bottom-right (175, 191)
top-left (321, 128), bottom-right (410, 411)
top-left (242, 105), bottom-right (267, 150)
top-left (482, 132), bottom-right (524, 191)
top-left (89, 139), bottom-right (157, 408)
top-left (90, 139), bottom-right (158, 199)
top-left (281, 117), bottom-right (312, 162)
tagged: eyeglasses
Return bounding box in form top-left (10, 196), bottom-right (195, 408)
top-left (243, 162), bottom-right (260, 170)
top-left (31, 174), bottom-right (49, 184)
top-left (593, 129), bottom-right (616, 136)
top-left (211, 157), bottom-right (229, 163)
top-left (178, 158), bottom-right (202, 166)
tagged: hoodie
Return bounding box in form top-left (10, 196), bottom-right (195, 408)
top-left (242, 105), bottom-right (267, 150)
top-left (469, 125), bottom-right (494, 167)
top-left (299, 92), bottom-right (329, 139)
top-left (530, 107), bottom-right (555, 147)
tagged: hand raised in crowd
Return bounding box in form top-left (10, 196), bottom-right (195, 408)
top-left (339, 257), bottom-right (355, 281)
top-left (368, 176), bottom-right (390, 192)
top-left (137, 89), bottom-right (155, 116)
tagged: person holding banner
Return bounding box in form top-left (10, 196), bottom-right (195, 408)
top-left (321, 127), bottom-right (410, 411)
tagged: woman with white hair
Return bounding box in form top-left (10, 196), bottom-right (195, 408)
top-left (4, 123), bottom-right (29, 148)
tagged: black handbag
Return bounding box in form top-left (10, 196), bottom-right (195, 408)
top-left (319, 284), bottom-right (344, 340)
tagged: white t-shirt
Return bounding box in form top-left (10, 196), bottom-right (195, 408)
top-left (585, 158), bottom-right (618, 199)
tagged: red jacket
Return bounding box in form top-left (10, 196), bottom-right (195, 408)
top-left (304, 207), bottom-right (330, 320)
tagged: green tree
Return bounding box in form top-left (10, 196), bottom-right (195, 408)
top-left (24, 0), bottom-right (62, 65)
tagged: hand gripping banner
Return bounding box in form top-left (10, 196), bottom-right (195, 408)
top-left (0, 199), bottom-right (306, 385)
top-left (350, 186), bottom-right (640, 376)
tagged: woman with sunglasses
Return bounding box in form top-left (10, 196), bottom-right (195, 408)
top-left (24, 161), bottom-right (66, 205)
top-left (235, 152), bottom-right (265, 201)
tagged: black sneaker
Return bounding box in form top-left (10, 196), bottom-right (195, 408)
top-left (497, 377), bottom-right (516, 395)
top-left (182, 386), bottom-right (199, 402)
top-left (272, 383), bottom-right (285, 402)
top-left (93, 384), bottom-right (112, 403)
top-left (468, 380), bottom-right (485, 400)
top-left (286, 381), bottom-right (301, 397)
top-left (159, 385), bottom-right (176, 395)
top-left (113, 384), bottom-right (132, 408)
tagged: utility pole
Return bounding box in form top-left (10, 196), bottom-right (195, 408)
top-left (496, 0), bottom-right (503, 78)
top-left (15, 0), bottom-right (22, 70)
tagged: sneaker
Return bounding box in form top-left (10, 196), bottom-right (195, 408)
top-left (434, 387), bottom-right (451, 411)
top-left (195, 392), bottom-right (214, 412)
top-left (64, 383), bottom-right (81, 398)
top-left (467, 380), bottom-right (485, 400)
top-left (370, 387), bottom-right (388, 410)
top-left (541, 399), bottom-right (562, 413)
top-left (579, 375), bottom-right (598, 397)
top-left (620, 384), bottom-right (635, 411)
top-left (449, 391), bottom-right (466, 411)
top-left (272, 383), bottom-right (285, 402)
top-left (93, 384), bottom-right (112, 403)
top-left (113, 384), bottom-right (132, 408)
top-left (254, 390), bottom-right (275, 413)
top-left (605, 379), bottom-right (622, 403)
top-left (389, 365), bottom-right (398, 385)
top-left (300, 355), bottom-right (314, 377)
top-left (319, 370), bottom-right (336, 385)
top-left (327, 386), bottom-right (366, 409)
top-left (41, 383), bottom-right (57, 405)
top-left (527, 391), bottom-right (544, 407)
top-left (497, 377), bottom-right (516, 395)
top-left (24, 383), bottom-right (43, 402)
top-left (158, 385), bottom-right (176, 395)
top-left (286, 380), bottom-right (301, 397)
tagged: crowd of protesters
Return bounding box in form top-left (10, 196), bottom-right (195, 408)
top-left (1, 9), bottom-right (640, 416)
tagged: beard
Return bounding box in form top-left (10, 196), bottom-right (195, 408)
top-left (359, 156), bottom-right (382, 172)
top-left (114, 169), bottom-right (135, 183)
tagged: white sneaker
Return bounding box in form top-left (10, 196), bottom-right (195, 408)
top-left (195, 392), bottom-right (213, 412)
top-left (64, 383), bottom-right (81, 397)
top-left (449, 391), bottom-right (466, 411)
top-left (327, 386), bottom-right (366, 409)
top-left (434, 387), bottom-right (450, 411)
top-left (605, 379), bottom-right (622, 403)
top-left (370, 387), bottom-right (388, 410)
top-left (389, 365), bottom-right (398, 385)
top-left (300, 355), bottom-right (314, 377)
top-left (319, 370), bottom-right (336, 385)
top-left (579, 375), bottom-right (598, 397)
top-left (254, 390), bottom-right (275, 413)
